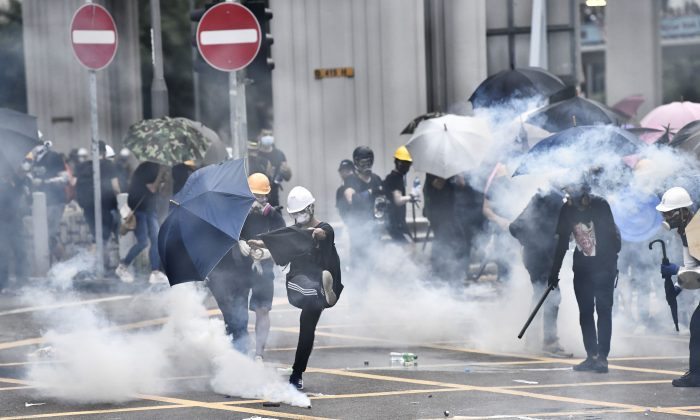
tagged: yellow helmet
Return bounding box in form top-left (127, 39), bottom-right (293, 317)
top-left (248, 173), bottom-right (271, 195)
top-left (394, 145), bottom-right (412, 162)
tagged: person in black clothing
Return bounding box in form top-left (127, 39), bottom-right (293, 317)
top-left (115, 162), bottom-right (168, 284)
top-left (171, 161), bottom-right (196, 195)
top-left (335, 159), bottom-right (354, 223)
top-left (208, 173), bottom-right (286, 358)
top-left (383, 146), bottom-right (416, 243)
top-left (257, 130), bottom-right (292, 207)
top-left (548, 185), bottom-right (620, 373)
top-left (247, 140), bottom-right (273, 179)
top-left (451, 172), bottom-right (485, 279)
top-left (343, 146), bottom-right (383, 268)
top-left (250, 186), bottom-right (342, 390)
top-left (510, 189), bottom-right (568, 355)
top-left (0, 169), bottom-right (31, 291)
top-left (423, 173), bottom-right (456, 280)
top-left (75, 141), bottom-right (121, 244)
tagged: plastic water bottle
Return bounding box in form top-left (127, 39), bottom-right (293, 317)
top-left (412, 177), bottom-right (421, 196)
top-left (390, 352), bottom-right (418, 366)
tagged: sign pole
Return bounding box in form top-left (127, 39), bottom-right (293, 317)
top-left (89, 70), bottom-right (104, 276)
top-left (229, 70), bottom-right (240, 159)
top-left (237, 71), bottom-right (249, 165)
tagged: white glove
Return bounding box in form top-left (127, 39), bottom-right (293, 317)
top-left (251, 261), bottom-right (263, 275)
top-left (238, 240), bottom-right (251, 257)
top-left (251, 248), bottom-right (271, 261)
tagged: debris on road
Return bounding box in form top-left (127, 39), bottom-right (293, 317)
top-left (512, 379), bottom-right (539, 385)
top-left (24, 402), bottom-right (46, 407)
top-left (262, 402), bottom-right (281, 407)
top-left (444, 410), bottom-right (450, 417)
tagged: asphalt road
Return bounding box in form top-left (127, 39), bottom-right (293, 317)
top-left (0, 275), bottom-right (697, 420)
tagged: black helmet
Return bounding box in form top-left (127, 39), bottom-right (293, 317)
top-left (352, 146), bottom-right (373, 163)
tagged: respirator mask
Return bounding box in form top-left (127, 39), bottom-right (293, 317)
top-left (354, 157), bottom-right (373, 176)
top-left (291, 205), bottom-right (314, 225)
top-left (662, 208), bottom-right (689, 231)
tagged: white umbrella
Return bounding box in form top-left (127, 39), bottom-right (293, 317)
top-left (406, 114), bottom-right (492, 179)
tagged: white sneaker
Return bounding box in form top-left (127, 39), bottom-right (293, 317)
top-left (115, 264), bottom-right (134, 283)
top-left (322, 270), bottom-right (337, 306)
top-left (149, 270), bottom-right (169, 285)
top-left (254, 355), bottom-right (264, 365)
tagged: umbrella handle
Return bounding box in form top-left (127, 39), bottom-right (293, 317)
top-left (649, 239), bottom-right (667, 260)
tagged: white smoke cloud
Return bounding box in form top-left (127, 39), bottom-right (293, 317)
top-left (23, 253), bottom-right (309, 407)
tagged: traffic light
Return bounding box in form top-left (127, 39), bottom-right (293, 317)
top-left (190, 1), bottom-right (220, 73)
top-left (245, 0), bottom-right (274, 70)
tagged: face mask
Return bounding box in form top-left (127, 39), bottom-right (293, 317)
top-left (260, 135), bottom-right (274, 148)
top-left (355, 158), bottom-right (373, 175)
top-left (294, 211), bottom-right (311, 225)
top-left (396, 160), bottom-right (411, 175)
top-left (663, 209), bottom-right (686, 231)
top-left (21, 161), bottom-right (31, 172)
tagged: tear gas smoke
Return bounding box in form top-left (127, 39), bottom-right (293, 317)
top-left (23, 253), bottom-right (309, 406)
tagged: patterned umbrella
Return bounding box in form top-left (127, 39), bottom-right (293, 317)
top-left (123, 117), bottom-right (211, 166)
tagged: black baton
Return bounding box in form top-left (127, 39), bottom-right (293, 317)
top-left (518, 283), bottom-right (556, 339)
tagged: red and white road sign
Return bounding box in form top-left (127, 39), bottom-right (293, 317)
top-left (197, 2), bottom-right (261, 72)
top-left (70, 4), bottom-right (118, 70)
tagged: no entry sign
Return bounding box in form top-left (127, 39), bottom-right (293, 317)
top-left (70, 4), bottom-right (118, 70)
top-left (197, 2), bottom-right (261, 72)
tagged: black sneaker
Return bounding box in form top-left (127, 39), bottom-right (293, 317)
top-left (594, 357), bottom-right (608, 373)
top-left (672, 371), bottom-right (700, 387)
top-left (573, 357), bottom-right (598, 372)
top-left (289, 375), bottom-right (304, 390)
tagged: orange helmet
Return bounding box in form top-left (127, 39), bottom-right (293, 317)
top-left (248, 173), bottom-right (271, 195)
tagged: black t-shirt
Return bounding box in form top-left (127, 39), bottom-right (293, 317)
top-left (75, 159), bottom-right (118, 208)
top-left (288, 221), bottom-right (341, 294)
top-left (336, 182), bottom-right (351, 221)
top-left (128, 162), bottom-right (160, 211)
top-left (345, 173), bottom-right (383, 223)
top-left (258, 148), bottom-right (287, 206)
top-left (423, 174), bottom-right (454, 223)
top-left (383, 170), bottom-right (408, 235)
top-left (551, 195), bottom-right (621, 275)
top-left (509, 191), bottom-right (563, 274)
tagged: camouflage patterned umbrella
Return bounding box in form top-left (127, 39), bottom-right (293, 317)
top-left (123, 117), bottom-right (211, 165)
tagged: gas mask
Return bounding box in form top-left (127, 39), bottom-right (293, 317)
top-left (251, 194), bottom-right (272, 215)
top-left (354, 157), bottom-right (373, 176)
top-left (662, 208), bottom-right (690, 231)
top-left (395, 159), bottom-right (412, 175)
top-left (291, 204), bottom-right (314, 225)
top-left (564, 185), bottom-right (591, 210)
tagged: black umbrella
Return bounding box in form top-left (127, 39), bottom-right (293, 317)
top-left (469, 67), bottom-right (565, 110)
top-left (259, 226), bottom-right (314, 266)
top-left (513, 125), bottom-right (641, 176)
top-left (157, 159), bottom-right (254, 285)
top-left (0, 128), bottom-right (40, 175)
top-left (526, 96), bottom-right (622, 132)
top-left (649, 239), bottom-right (680, 331)
top-left (669, 120), bottom-right (700, 148)
top-left (400, 112), bottom-right (444, 135)
top-left (0, 108), bottom-right (38, 140)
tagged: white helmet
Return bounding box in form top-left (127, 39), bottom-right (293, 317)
top-left (656, 187), bottom-right (693, 212)
top-left (286, 186), bottom-right (315, 213)
top-left (105, 145), bottom-right (115, 159)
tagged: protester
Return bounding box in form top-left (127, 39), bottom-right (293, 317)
top-left (423, 173), bottom-right (456, 279)
top-left (343, 146), bottom-right (383, 268)
top-left (548, 183), bottom-right (620, 373)
top-left (28, 141), bottom-right (72, 262)
top-left (451, 172), bottom-right (485, 279)
top-left (655, 187), bottom-right (700, 387)
top-left (257, 130), bottom-right (292, 207)
top-left (207, 173), bottom-right (285, 358)
top-left (75, 141), bottom-right (120, 245)
top-left (171, 160), bottom-right (196, 195)
top-left (510, 188), bottom-right (568, 356)
top-left (335, 159), bottom-right (354, 223)
top-left (383, 146), bottom-right (416, 243)
top-left (0, 167), bottom-right (31, 291)
top-left (247, 140), bottom-right (273, 178)
top-left (250, 186), bottom-right (342, 390)
top-left (115, 162), bottom-right (168, 284)
top-left (114, 147), bottom-right (137, 193)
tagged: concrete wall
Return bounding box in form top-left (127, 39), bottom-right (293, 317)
top-left (605, 0), bottom-right (662, 117)
top-left (22, 0), bottom-right (142, 153)
top-left (270, 0), bottom-right (427, 220)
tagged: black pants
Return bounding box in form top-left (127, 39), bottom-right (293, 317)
top-left (292, 307), bottom-right (323, 377)
top-left (573, 267), bottom-right (616, 358)
top-left (690, 302), bottom-right (700, 373)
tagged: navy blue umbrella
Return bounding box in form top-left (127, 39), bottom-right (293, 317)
top-left (512, 125), bottom-right (641, 176)
top-left (158, 159), bottom-right (254, 285)
top-left (469, 67), bottom-right (565, 110)
top-left (526, 96), bottom-right (622, 132)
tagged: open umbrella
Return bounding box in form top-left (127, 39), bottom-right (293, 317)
top-left (641, 102), bottom-right (700, 134)
top-left (0, 128), bottom-right (40, 175)
top-left (649, 239), bottom-right (680, 332)
top-left (124, 117), bottom-right (211, 166)
top-left (513, 125), bottom-right (641, 176)
top-left (157, 159), bottom-right (254, 285)
top-left (611, 94), bottom-right (645, 120)
top-left (609, 190), bottom-right (662, 242)
top-left (526, 96), bottom-right (622, 132)
top-left (176, 117), bottom-right (229, 165)
top-left (669, 120), bottom-right (700, 148)
top-left (406, 115), bottom-right (491, 179)
top-left (469, 67), bottom-right (565, 109)
top-left (0, 108), bottom-right (39, 140)
top-left (625, 127), bottom-right (671, 145)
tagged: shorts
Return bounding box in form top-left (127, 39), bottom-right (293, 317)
top-left (249, 272), bottom-right (274, 311)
